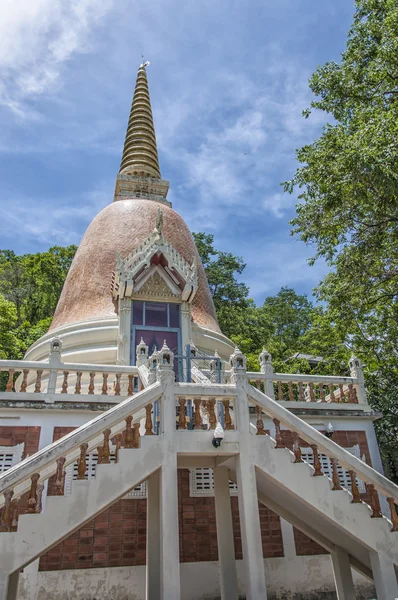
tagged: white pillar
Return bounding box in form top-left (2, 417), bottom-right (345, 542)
top-left (160, 454), bottom-right (180, 600)
top-left (280, 519), bottom-right (296, 559)
top-left (369, 551), bottom-right (398, 599)
top-left (232, 371), bottom-right (267, 600)
top-left (213, 467), bottom-right (239, 600)
top-left (146, 469), bottom-right (161, 600)
top-left (0, 571), bottom-right (18, 600)
top-left (331, 548), bottom-right (356, 600)
top-left (158, 364), bottom-right (180, 600)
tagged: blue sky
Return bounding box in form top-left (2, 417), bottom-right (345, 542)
top-left (0, 0), bottom-right (355, 304)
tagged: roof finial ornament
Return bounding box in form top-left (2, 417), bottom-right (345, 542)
top-left (140, 54), bottom-right (151, 69)
top-left (155, 207), bottom-right (164, 236)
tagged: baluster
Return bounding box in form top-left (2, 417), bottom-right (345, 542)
top-left (353, 386), bottom-right (359, 404)
top-left (222, 400), bottom-right (234, 430)
top-left (348, 383), bottom-right (355, 403)
top-left (75, 372), bottom-right (82, 394)
top-left (208, 399), bottom-right (217, 430)
top-left (298, 382), bottom-right (305, 402)
top-left (36, 484), bottom-right (44, 514)
top-left (33, 369), bottom-right (43, 393)
top-left (102, 373), bottom-right (108, 395)
top-left (128, 374), bottom-right (134, 396)
top-left (310, 444), bottom-right (323, 476)
top-left (328, 384), bottom-right (336, 403)
top-left (20, 369), bottom-right (29, 393)
top-left (54, 457), bottom-right (66, 495)
top-left (273, 418), bottom-right (284, 448)
top-left (288, 382), bottom-right (294, 401)
top-left (114, 433), bottom-right (123, 463)
top-left (77, 443), bottom-right (88, 479)
top-left (115, 373), bottom-right (122, 396)
top-left (292, 432), bottom-right (303, 463)
top-left (61, 371), bottom-right (69, 394)
top-left (145, 403), bottom-right (154, 434)
top-left (193, 398), bottom-right (203, 429)
top-left (319, 383), bottom-right (325, 402)
top-left (309, 382), bottom-right (315, 402)
top-left (102, 428), bottom-right (111, 464)
top-left (348, 470), bottom-right (362, 503)
top-left (277, 381), bottom-right (283, 401)
top-left (0, 490), bottom-right (14, 531)
top-left (330, 458), bottom-right (342, 490)
top-left (27, 473), bottom-right (40, 513)
top-left (88, 372), bottom-right (95, 394)
top-left (387, 497), bottom-right (398, 532)
top-left (97, 446), bottom-right (104, 465)
top-left (6, 369), bottom-right (15, 392)
top-left (11, 498), bottom-right (19, 529)
top-left (367, 483), bottom-right (382, 518)
top-left (133, 423), bottom-right (140, 448)
top-left (124, 415), bottom-right (133, 448)
top-left (256, 406), bottom-right (266, 435)
top-left (178, 398), bottom-right (187, 430)
top-left (339, 384), bottom-right (345, 403)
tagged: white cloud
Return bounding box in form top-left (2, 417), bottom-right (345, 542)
top-left (263, 193), bottom-right (296, 218)
top-left (0, 0), bottom-right (112, 118)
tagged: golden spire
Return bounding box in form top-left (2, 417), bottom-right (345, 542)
top-left (120, 63), bottom-right (161, 178)
top-left (115, 62), bottom-right (169, 204)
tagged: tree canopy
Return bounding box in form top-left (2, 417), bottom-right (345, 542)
top-left (284, 0), bottom-right (398, 481)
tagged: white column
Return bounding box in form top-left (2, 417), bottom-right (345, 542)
top-left (331, 548), bottom-right (355, 600)
top-left (0, 571), bottom-right (18, 600)
top-left (117, 297), bottom-right (132, 365)
top-left (280, 519), bottom-right (296, 559)
top-left (369, 551), bottom-right (398, 599)
top-left (233, 372), bottom-right (267, 600)
top-left (146, 469), bottom-right (161, 600)
top-left (158, 364), bottom-right (180, 600)
top-left (213, 467), bottom-right (239, 600)
top-left (160, 453), bottom-right (180, 600)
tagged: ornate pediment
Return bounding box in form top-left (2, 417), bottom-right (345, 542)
top-left (111, 209), bottom-right (198, 303)
top-left (134, 270), bottom-right (180, 301)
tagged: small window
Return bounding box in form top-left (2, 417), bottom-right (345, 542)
top-left (132, 301), bottom-right (144, 325)
top-left (145, 302), bottom-right (168, 327)
top-left (169, 303), bottom-right (180, 328)
top-left (64, 450), bottom-right (146, 498)
top-left (189, 468), bottom-right (238, 497)
top-left (0, 444), bottom-right (24, 473)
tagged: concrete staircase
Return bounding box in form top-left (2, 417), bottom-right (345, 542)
top-left (0, 437), bottom-right (162, 575)
top-left (0, 367), bottom-right (397, 599)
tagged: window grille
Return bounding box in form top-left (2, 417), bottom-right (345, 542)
top-left (301, 444), bottom-right (366, 493)
top-left (0, 444), bottom-right (24, 473)
top-left (64, 450), bottom-right (146, 498)
top-left (189, 468), bottom-right (238, 497)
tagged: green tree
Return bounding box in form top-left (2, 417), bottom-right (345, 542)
top-left (0, 245), bottom-right (77, 327)
top-left (285, 0), bottom-right (398, 478)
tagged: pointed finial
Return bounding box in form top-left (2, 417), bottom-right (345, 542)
top-left (119, 63), bottom-right (161, 179)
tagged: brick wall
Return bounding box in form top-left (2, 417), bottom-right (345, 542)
top-left (0, 425), bottom-right (41, 518)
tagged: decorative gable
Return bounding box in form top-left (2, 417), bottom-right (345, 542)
top-left (112, 208), bottom-right (198, 303)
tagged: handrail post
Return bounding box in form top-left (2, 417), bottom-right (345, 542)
top-left (259, 348), bottom-right (275, 399)
top-left (47, 338), bottom-right (63, 400)
top-left (349, 355), bottom-right (366, 404)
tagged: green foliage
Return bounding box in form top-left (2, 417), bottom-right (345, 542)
top-left (0, 246), bottom-right (76, 356)
top-left (0, 246), bottom-right (77, 327)
top-left (285, 0), bottom-right (398, 479)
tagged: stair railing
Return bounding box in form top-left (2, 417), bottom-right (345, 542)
top-left (0, 381), bottom-right (162, 530)
top-left (0, 359), bottom-right (143, 402)
top-left (246, 380), bottom-right (398, 531)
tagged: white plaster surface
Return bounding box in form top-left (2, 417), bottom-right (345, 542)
top-left (17, 557), bottom-right (375, 600)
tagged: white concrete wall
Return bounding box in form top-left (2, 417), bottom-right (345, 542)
top-left (17, 557), bottom-right (375, 600)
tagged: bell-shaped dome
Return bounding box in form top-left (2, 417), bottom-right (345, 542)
top-left (50, 198), bottom-right (220, 333)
